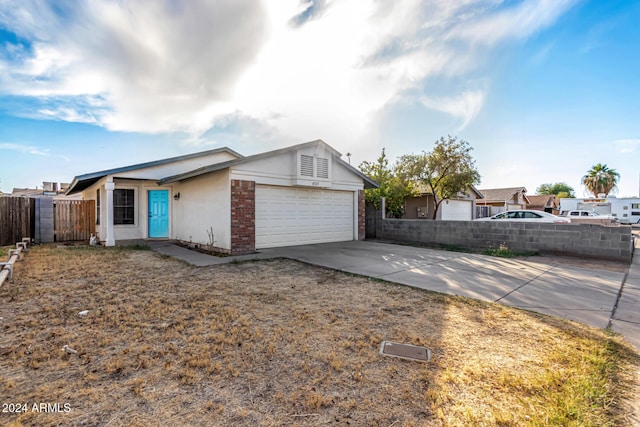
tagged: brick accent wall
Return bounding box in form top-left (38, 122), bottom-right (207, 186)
top-left (230, 180), bottom-right (255, 255)
top-left (358, 190), bottom-right (365, 240)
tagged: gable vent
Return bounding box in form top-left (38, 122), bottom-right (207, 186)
top-left (316, 157), bottom-right (329, 179)
top-left (301, 155), bottom-right (314, 177)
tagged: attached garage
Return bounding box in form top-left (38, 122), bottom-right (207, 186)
top-left (255, 185), bottom-right (354, 248)
top-left (440, 199), bottom-right (472, 221)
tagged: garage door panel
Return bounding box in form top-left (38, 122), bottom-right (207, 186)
top-left (255, 185), bottom-right (354, 248)
top-left (441, 200), bottom-right (472, 221)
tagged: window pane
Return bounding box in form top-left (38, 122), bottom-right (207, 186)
top-left (114, 189), bottom-right (135, 225)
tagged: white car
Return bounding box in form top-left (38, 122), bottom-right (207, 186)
top-left (560, 210), bottom-right (618, 225)
top-left (475, 210), bottom-right (571, 223)
top-left (562, 210), bottom-right (616, 220)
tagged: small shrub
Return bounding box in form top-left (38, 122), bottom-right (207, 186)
top-left (483, 244), bottom-right (538, 258)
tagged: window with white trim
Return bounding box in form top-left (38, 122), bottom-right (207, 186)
top-left (114, 189), bottom-right (135, 225)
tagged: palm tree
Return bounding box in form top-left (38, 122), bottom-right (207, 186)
top-left (582, 163), bottom-right (620, 197)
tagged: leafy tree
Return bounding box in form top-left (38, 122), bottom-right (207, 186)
top-left (397, 136), bottom-right (481, 220)
top-left (536, 182), bottom-right (575, 198)
top-left (359, 148), bottom-right (416, 218)
top-left (582, 163), bottom-right (620, 197)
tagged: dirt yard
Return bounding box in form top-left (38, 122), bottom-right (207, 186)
top-left (1, 245), bottom-right (638, 426)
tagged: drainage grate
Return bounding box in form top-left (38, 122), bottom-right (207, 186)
top-left (380, 341), bottom-right (431, 362)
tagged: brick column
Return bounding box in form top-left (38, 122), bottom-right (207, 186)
top-left (230, 180), bottom-right (255, 255)
top-left (358, 190), bottom-right (365, 240)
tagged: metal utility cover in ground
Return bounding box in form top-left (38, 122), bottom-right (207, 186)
top-left (380, 341), bottom-right (431, 362)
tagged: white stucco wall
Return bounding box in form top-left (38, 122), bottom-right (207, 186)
top-left (81, 178), bottom-right (176, 242)
top-left (112, 179), bottom-right (175, 241)
top-left (230, 150), bottom-right (364, 192)
top-left (330, 160), bottom-right (366, 191)
top-left (171, 169), bottom-right (231, 250)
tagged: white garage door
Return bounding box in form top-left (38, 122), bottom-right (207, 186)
top-left (440, 200), bottom-right (472, 221)
top-left (255, 185), bottom-right (354, 249)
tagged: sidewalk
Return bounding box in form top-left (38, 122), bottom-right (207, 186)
top-left (609, 233), bottom-right (640, 349)
top-left (145, 240), bottom-right (274, 266)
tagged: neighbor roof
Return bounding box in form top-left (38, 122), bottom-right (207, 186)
top-left (479, 187), bottom-right (529, 203)
top-left (65, 147), bottom-right (243, 195)
top-left (526, 194), bottom-right (556, 207)
top-left (159, 139), bottom-right (379, 189)
top-left (413, 183), bottom-right (484, 199)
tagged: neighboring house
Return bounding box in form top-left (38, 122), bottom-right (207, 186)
top-left (65, 140), bottom-right (378, 254)
top-left (476, 187), bottom-right (530, 217)
top-left (403, 185), bottom-right (484, 220)
top-left (526, 194), bottom-right (557, 214)
top-left (12, 182), bottom-right (82, 200)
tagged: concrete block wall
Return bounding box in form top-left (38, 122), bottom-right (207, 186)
top-left (378, 219), bottom-right (634, 263)
top-left (35, 198), bottom-right (54, 243)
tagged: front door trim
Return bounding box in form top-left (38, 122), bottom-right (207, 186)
top-left (148, 190), bottom-right (169, 238)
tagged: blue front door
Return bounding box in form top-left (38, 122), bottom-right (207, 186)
top-left (148, 190), bottom-right (169, 238)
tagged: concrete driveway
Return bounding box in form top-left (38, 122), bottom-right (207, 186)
top-left (150, 239), bottom-right (639, 350)
top-left (261, 240), bottom-right (639, 349)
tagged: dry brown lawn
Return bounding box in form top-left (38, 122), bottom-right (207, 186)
top-left (1, 245), bottom-right (638, 426)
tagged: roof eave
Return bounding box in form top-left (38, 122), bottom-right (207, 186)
top-left (65, 147), bottom-right (243, 194)
top-left (159, 140), bottom-right (379, 188)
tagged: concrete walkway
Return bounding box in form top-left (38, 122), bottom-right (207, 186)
top-left (147, 239), bottom-right (639, 350)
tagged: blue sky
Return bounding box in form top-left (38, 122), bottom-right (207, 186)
top-left (1, 0), bottom-right (639, 197)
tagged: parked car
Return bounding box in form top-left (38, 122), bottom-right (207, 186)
top-left (475, 210), bottom-right (571, 223)
top-left (560, 210), bottom-right (618, 226)
top-left (560, 210), bottom-right (617, 219)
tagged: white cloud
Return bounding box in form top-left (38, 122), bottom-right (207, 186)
top-left (38, 106), bottom-right (98, 124)
top-left (0, 142), bottom-right (49, 156)
top-left (447, 0), bottom-right (579, 46)
top-left (0, 0), bottom-right (268, 134)
top-left (0, 0), bottom-right (578, 146)
top-left (614, 139), bottom-right (640, 153)
top-left (420, 90), bottom-right (486, 130)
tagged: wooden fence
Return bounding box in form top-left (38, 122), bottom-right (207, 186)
top-left (0, 197), bottom-right (94, 244)
top-left (54, 200), bottom-right (95, 242)
top-left (0, 197), bottom-right (35, 246)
